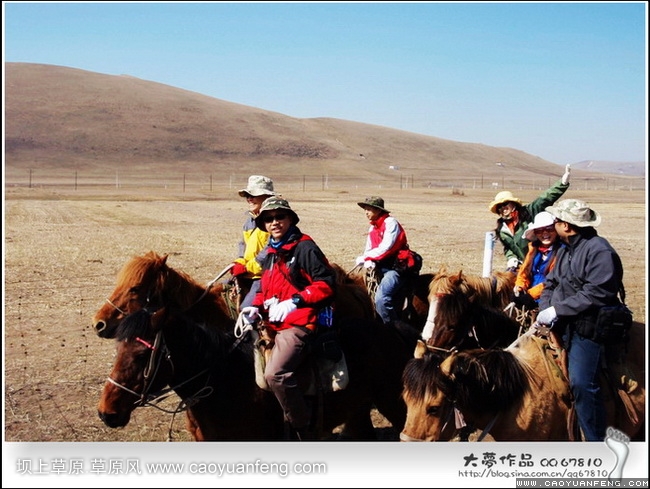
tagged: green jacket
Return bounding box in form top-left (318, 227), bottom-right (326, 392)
top-left (495, 179), bottom-right (569, 266)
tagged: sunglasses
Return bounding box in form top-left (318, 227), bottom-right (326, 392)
top-left (262, 213), bottom-right (288, 223)
top-left (496, 203), bottom-right (516, 213)
top-left (534, 226), bottom-right (556, 234)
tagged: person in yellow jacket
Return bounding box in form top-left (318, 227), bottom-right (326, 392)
top-left (512, 211), bottom-right (560, 309)
top-left (231, 175), bottom-right (277, 309)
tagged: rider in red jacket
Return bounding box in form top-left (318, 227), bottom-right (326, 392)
top-left (242, 196), bottom-right (336, 440)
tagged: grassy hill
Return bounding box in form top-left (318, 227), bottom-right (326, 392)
top-left (4, 62), bottom-right (644, 190)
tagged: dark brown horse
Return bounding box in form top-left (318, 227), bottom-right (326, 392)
top-left (95, 251), bottom-right (419, 440)
top-left (401, 325), bottom-right (646, 441)
top-left (421, 267), bottom-right (519, 351)
top-left (99, 305), bottom-right (285, 440)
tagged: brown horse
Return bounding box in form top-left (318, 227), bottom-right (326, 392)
top-left (96, 251), bottom-right (419, 440)
top-left (421, 267), bottom-right (520, 351)
top-left (400, 324), bottom-right (646, 441)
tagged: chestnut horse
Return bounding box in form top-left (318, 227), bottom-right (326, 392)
top-left (400, 324), bottom-right (646, 442)
top-left (421, 267), bottom-right (519, 351)
top-left (95, 251), bottom-right (420, 440)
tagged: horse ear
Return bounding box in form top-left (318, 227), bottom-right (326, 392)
top-left (161, 254), bottom-right (168, 265)
top-left (440, 353), bottom-right (455, 377)
top-left (414, 339), bottom-right (427, 359)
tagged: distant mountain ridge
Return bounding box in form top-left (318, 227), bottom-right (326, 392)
top-left (4, 62), bottom-right (644, 182)
top-left (571, 160), bottom-right (645, 177)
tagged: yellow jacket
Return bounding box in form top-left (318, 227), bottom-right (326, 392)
top-left (235, 214), bottom-right (269, 279)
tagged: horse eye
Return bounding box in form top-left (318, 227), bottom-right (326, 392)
top-left (426, 405), bottom-right (440, 416)
top-left (129, 286), bottom-right (141, 295)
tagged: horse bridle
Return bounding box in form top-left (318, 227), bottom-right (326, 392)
top-left (107, 324), bottom-right (213, 408)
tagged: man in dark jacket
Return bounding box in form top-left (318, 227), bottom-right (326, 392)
top-left (537, 199), bottom-right (625, 441)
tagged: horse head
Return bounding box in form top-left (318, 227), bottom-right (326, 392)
top-left (93, 251), bottom-right (229, 338)
top-left (97, 305), bottom-right (226, 431)
top-left (97, 306), bottom-right (175, 428)
top-left (93, 251), bottom-right (172, 338)
top-left (423, 269), bottom-right (474, 349)
top-left (400, 345), bottom-right (459, 442)
top-left (422, 267), bottom-right (519, 351)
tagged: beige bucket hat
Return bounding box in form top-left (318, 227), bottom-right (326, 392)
top-left (545, 199), bottom-right (601, 228)
top-left (238, 175), bottom-right (276, 198)
top-left (489, 191), bottom-right (523, 214)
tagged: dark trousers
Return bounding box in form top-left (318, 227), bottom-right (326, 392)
top-left (564, 328), bottom-right (607, 441)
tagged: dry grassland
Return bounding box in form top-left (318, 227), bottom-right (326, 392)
top-left (3, 183), bottom-right (647, 442)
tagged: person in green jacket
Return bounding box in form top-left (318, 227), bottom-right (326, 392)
top-left (489, 164), bottom-right (571, 273)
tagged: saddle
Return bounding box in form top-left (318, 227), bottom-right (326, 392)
top-left (252, 324), bottom-right (349, 395)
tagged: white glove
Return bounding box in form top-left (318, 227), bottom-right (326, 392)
top-left (561, 164), bottom-right (571, 185)
top-left (241, 306), bottom-right (260, 323)
top-left (268, 300), bottom-right (297, 322)
top-left (537, 306), bottom-right (557, 326)
top-left (364, 260), bottom-right (376, 269)
top-left (506, 258), bottom-right (519, 270)
top-left (355, 255), bottom-right (365, 266)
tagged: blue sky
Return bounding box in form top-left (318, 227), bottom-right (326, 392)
top-left (3, 2), bottom-right (647, 164)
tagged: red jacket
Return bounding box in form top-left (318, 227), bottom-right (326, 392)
top-left (363, 213), bottom-right (408, 266)
top-left (252, 230), bottom-right (336, 331)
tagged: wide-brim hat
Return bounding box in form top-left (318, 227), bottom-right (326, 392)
top-left (254, 196), bottom-right (299, 231)
top-left (357, 196), bottom-right (390, 213)
top-left (545, 199), bottom-right (601, 228)
top-left (489, 191), bottom-right (523, 214)
top-left (524, 211), bottom-right (557, 241)
top-left (238, 175), bottom-right (276, 198)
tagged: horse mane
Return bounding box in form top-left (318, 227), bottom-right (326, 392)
top-left (445, 349), bottom-right (529, 413)
top-left (331, 262), bottom-right (375, 320)
top-left (117, 251), bottom-right (232, 321)
top-left (115, 309), bottom-right (155, 342)
top-left (429, 266), bottom-right (514, 307)
top-left (461, 271), bottom-right (514, 306)
top-left (117, 252), bottom-right (198, 303)
top-left (331, 263), bottom-right (354, 285)
top-left (401, 351), bottom-right (449, 404)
